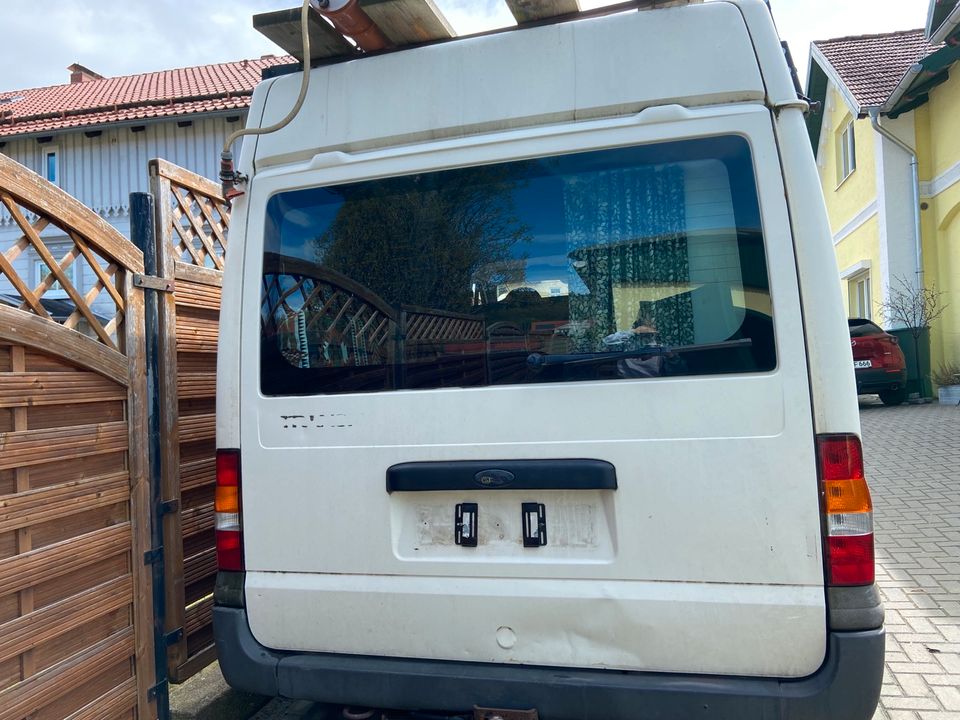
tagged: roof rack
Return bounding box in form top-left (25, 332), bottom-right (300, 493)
top-left (254, 0), bottom-right (703, 65)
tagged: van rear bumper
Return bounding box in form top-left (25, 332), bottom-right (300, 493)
top-left (214, 606), bottom-right (883, 720)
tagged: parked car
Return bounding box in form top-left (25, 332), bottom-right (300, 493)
top-left (849, 318), bottom-right (908, 405)
top-left (214, 1), bottom-right (884, 718)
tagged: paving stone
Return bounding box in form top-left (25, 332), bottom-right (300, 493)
top-left (861, 403), bottom-right (960, 719)
top-left (932, 687), bottom-right (960, 711)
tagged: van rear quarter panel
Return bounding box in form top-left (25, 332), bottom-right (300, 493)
top-left (235, 106), bottom-right (829, 678)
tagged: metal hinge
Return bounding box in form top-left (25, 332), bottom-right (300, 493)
top-left (164, 627), bottom-right (184, 646)
top-left (158, 499), bottom-right (180, 516)
top-left (147, 679), bottom-right (168, 701)
top-left (134, 273), bottom-right (175, 293)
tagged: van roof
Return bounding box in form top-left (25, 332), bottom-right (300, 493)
top-left (249, 0), bottom-right (799, 166)
top-left (255, 0), bottom-right (712, 75)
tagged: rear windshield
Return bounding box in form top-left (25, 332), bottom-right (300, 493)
top-left (261, 135), bottom-right (775, 396)
top-left (848, 319), bottom-right (885, 337)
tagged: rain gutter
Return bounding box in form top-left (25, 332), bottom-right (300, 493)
top-left (929, 3), bottom-right (960, 45)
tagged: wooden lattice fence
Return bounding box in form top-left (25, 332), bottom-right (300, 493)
top-left (148, 159), bottom-right (228, 683)
top-left (0, 153), bottom-right (155, 718)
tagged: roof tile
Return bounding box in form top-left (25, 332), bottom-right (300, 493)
top-left (814, 29), bottom-right (941, 107)
top-left (0, 56), bottom-right (293, 138)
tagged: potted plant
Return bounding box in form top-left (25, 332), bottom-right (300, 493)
top-left (932, 363), bottom-right (960, 405)
top-left (879, 277), bottom-right (947, 400)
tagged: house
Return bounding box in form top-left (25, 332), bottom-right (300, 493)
top-left (804, 0), bottom-right (960, 384)
top-left (0, 55), bottom-right (291, 313)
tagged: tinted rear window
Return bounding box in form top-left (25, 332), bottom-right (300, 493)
top-left (261, 135), bottom-right (775, 396)
top-left (848, 319), bottom-right (885, 337)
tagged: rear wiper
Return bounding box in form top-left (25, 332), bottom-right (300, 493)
top-left (526, 338), bottom-right (753, 369)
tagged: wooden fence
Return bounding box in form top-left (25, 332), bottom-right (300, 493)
top-left (0, 154), bottom-right (155, 718)
top-left (149, 159), bottom-right (228, 683)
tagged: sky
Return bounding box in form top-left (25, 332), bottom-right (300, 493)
top-left (0, 0), bottom-right (932, 93)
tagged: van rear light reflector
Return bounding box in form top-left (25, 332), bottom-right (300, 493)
top-left (216, 449), bottom-right (243, 572)
top-left (818, 435), bottom-right (874, 586)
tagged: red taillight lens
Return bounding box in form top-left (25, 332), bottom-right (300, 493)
top-left (827, 535), bottom-right (875, 585)
top-left (215, 449), bottom-right (243, 571)
top-left (819, 435), bottom-right (864, 481)
top-left (818, 435), bottom-right (874, 586)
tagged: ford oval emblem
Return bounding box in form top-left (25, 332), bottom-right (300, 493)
top-left (474, 469), bottom-right (515, 488)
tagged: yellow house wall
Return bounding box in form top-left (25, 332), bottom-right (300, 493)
top-left (926, 70), bottom-right (960, 179)
top-left (922, 72), bottom-right (960, 372)
top-left (834, 217), bottom-right (882, 320)
top-left (816, 73), bottom-right (960, 374)
top-left (818, 85), bottom-right (877, 235)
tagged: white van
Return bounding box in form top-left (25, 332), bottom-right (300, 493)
top-left (214, 1), bottom-right (885, 717)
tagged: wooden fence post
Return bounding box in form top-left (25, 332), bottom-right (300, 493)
top-left (149, 158), bottom-right (229, 682)
top-left (131, 191), bottom-right (171, 719)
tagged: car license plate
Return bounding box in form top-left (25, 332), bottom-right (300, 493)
top-left (854, 360), bottom-right (872, 368)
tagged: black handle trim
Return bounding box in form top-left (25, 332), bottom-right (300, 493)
top-left (386, 459), bottom-right (617, 493)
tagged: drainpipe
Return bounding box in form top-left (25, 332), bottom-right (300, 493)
top-left (868, 108), bottom-right (923, 288)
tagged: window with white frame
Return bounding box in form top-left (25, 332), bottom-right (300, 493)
top-left (838, 120), bottom-right (856, 183)
top-left (849, 272), bottom-right (871, 319)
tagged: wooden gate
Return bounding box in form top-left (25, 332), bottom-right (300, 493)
top-left (149, 159), bottom-right (228, 683)
top-left (0, 155), bottom-right (155, 718)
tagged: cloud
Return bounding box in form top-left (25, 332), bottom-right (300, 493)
top-left (0, 0), bottom-right (930, 92)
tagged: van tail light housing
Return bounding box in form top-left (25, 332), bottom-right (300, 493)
top-left (215, 449), bottom-right (243, 571)
top-left (818, 434), bottom-right (874, 586)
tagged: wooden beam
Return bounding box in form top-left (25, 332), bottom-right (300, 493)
top-left (253, 6), bottom-right (355, 62)
top-left (0, 306), bottom-right (128, 385)
top-left (150, 159), bottom-right (223, 200)
top-left (360, 0), bottom-right (455, 44)
top-left (0, 153), bottom-right (143, 274)
top-left (504, 0), bottom-right (581, 23)
top-left (1, 195), bottom-right (116, 349)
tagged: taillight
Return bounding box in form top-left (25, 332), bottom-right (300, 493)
top-left (818, 435), bottom-right (874, 586)
top-left (215, 449), bottom-right (243, 571)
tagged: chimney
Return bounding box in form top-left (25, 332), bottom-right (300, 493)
top-left (67, 63), bottom-right (105, 84)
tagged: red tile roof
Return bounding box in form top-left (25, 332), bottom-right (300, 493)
top-left (813, 29), bottom-right (941, 107)
top-left (0, 56), bottom-right (294, 138)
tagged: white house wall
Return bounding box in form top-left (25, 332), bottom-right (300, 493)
top-left (873, 112), bottom-right (919, 313)
top-left (0, 113), bottom-right (245, 321)
top-left (0, 114), bottom-right (245, 221)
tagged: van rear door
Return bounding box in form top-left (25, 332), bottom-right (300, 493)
top-left (237, 104), bottom-right (827, 679)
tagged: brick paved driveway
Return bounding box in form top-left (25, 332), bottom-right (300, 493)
top-left (862, 400), bottom-right (960, 719)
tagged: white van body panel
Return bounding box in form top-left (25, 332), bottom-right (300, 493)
top-left (245, 574), bottom-right (824, 675)
top-left (237, 105), bottom-right (827, 677)
top-left (211, 0), bottom-right (876, 687)
top-left (252, 3), bottom-right (766, 166)
top-left (774, 107), bottom-right (863, 434)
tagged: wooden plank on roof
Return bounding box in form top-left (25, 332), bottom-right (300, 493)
top-left (360, 0), bottom-right (455, 44)
top-left (505, 0), bottom-right (581, 24)
top-left (253, 6), bottom-right (355, 62)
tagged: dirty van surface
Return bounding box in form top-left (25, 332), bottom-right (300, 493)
top-left (213, 1), bottom-right (885, 718)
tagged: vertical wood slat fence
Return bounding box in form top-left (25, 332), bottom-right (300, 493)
top-left (149, 159), bottom-right (228, 683)
top-left (0, 154), bottom-right (156, 718)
